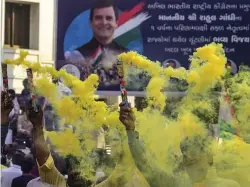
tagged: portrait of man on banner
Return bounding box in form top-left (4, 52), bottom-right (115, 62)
top-left (62, 0), bottom-right (150, 90)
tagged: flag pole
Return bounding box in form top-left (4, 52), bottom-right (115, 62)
top-left (117, 60), bottom-right (129, 107)
top-left (26, 68), bottom-right (39, 112)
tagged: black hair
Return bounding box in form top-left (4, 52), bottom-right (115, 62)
top-left (67, 171), bottom-right (93, 187)
top-left (12, 150), bottom-right (25, 166)
top-left (180, 135), bottom-right (213, 166)
top-left (65, 155), bottom-right (93, 187)
top-left (21, 154), bottom-right (34, 173)
top-left (23, 78), bottom-right (29, 85)
top-left (180, 135), bottom-right (207, 154)
top-left (65, 155), bottom-right (81, 173)
top-left (90, 0), bottom-right (118, 21)
top-left (8, 89), bottom-right (15, 95)
top-left (8, 89), bottom-right (16, 100)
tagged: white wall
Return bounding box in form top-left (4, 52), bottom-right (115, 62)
top-left (0, 0), bottom-right (5, 89)
top-left (2, 0), bottom-right (56, 93)
top-left (38, 0), bottom-right (56, 62)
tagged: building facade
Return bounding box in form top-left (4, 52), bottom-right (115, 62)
top-left (1, 0), bottom-right (56, 93)
top-left (0, 0), bottom-right (135, 106)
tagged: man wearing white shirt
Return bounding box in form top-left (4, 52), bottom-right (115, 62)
top-left (8, 89), bottom-right (20, 125)
top-left (1, 150), bottom-right (24, 187)
top-left (27, 177), bottom-right (52, 187)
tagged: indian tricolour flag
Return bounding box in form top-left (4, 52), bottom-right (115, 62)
top-left (115, 2), bottom-right (150, 38)
top-left (114, 2), bottom-right (151, 50)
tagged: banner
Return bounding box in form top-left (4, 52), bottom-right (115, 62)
top-left (56, 0), bottom-right (250, 91)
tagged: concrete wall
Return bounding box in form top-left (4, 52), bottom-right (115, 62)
top-left (1, 0), bottom-right (56, 93)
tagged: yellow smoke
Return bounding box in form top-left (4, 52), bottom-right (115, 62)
top-left (118, 42), bottom-right (250, 186)
top-left (3, 42), bottom-right (250, 186)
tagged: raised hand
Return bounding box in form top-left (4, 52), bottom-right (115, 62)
top-left (119, 102), bottom-right (135, 130)
top-left (26, 100), bottom-right (43, 128)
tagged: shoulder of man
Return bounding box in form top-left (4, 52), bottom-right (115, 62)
top-left (76, 38), bottom-right (98, 57)
top-left (11, 176), bottom-right (21, 185)
top-left (77, 39), bottom-right (128, 54)
top-left (1, 167), bottom-right (13, 172)
top-left (27, 177), bottom-right (52, 187)
top-left (218, 178), bottom-right (241, 187)
top-left (110, 41), bottom-right (128, 52)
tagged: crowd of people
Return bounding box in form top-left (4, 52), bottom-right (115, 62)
top-left (1, 78), bottom-right (71, 187)
top-left (1, 77), bottom-right (242, 187)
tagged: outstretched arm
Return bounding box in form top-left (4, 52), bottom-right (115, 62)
top-left (119, 103), bottom-right (178, 187)
top-left (28, 103), bottom-right (66, 186)
top-left (127, 130), bottom-right (177, 187)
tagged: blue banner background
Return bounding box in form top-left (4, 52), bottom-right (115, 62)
top-left (56, 0), bottom-right (250, 90)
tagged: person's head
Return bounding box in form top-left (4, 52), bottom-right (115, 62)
top-left (226, 60), bottom-right (238, 75)
top-left (23, 78), bottom-right (29, 89)
top-left (67, 171), bottom-right (92, 187)
top-left (226, 61), bottom-right (232, 72)
top-left (12, 150), bottom-right (25, 166)
top-left (226, 61), bottom-right (231, 67)
top-left (65, 156), bottom-right (93, 187)
top-left (8, 89), bottom-right (16, 100)
top-left (90, 0), bottom-right (118, 45)
top-left (52, 78), bottom-right (59, 85)
top-left (180, 135), bottom-right (213, 183)
top-left (167, 61), bottom-right (177, 69)
top-left (21, 154), bottom-right (34, 174)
